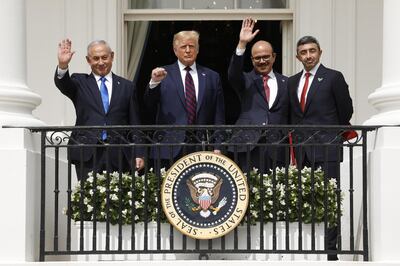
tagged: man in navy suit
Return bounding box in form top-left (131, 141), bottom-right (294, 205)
top-left (288, 36), bottom-right (354, 261)
top-left (55, 39), bottom-right (144, 180)
top-left (144, 31), bottom-right (225, 164)
top-left (228, 18), bottom-right (289, 173)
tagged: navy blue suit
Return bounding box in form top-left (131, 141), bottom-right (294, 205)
top-left (289, 64), bottom-right (353, 259)
top-left (228, 53), bottom-right (289, 171)
top-left (288, 64), bottom-right (353, 172)
top-left (54, 69), bottom-right (142, 179)
top-left (144, 62), bottom-right (225, 159)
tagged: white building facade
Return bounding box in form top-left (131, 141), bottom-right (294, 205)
top-left (1, 0), bottom-right (400, 265)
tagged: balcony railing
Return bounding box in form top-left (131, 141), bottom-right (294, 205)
top-left (29, 125), bottom-right (377, 261)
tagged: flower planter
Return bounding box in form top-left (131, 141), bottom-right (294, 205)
top-left (71, 221), bottom-right (326, 261)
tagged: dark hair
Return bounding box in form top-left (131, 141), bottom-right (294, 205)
top-left (296, 36), bottom-right (320, 51)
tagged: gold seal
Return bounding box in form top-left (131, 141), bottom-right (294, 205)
top-left (161, 151), bottom-right (248, 240)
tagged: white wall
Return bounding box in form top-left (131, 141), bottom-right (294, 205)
top-left (292, 0), bottom-right (382, 124)
top-left (26, 0), bottom-right (119, 126)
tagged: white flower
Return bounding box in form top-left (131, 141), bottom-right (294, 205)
top-left (87, 205), bottom-right (93, 212)
top-left (252, 187), bottom-right (258, 193)
top-left (110, 194), bottom-right (118, 201)
top-left (160, 167), bottom-right (167, 176)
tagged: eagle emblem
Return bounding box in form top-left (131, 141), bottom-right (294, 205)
top-left (186, 173), bottom-right (227, 218)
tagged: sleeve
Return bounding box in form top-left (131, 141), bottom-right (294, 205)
top-left (227, 53), bottom-right (246, 96)
top-left (332, 72), bottom-right (353, 125)
top-left (54, 67), bottom-right (77, 101)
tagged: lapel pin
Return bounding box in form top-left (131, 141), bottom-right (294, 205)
top-left (117, 81), bottom-right (120, 85)
top-left (282, 79), bottom-right (285, 82)
top-left (318, 78), bottom-right (323, 82)
top-left (202, 73), bottom-right (206, 76)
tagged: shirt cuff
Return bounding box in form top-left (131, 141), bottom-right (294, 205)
top-left (57, 67), bottom-right (68, 79)
top-left (236, 47), bottom-right (246, 56)
top-left (149, 79), bottom-right (161, 89)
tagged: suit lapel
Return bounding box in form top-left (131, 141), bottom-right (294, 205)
top-left (88, 74), bottom-right (105, 114)
top-left (291, 72), bottom-right (303, 113)
top-left (251, 70), bottom-right (269, 110)
top-left (109, 73), bottom-right (121, 113)
top-left (171, 63), bottom-right (186, 107)
top-left (304, 65), bottom-right (326, 112)
top-left (197, 66), bottom-right (206, 113)
top-left (270, 72), bottom-right (286, 110)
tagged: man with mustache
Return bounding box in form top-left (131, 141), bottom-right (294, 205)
top-left (228, 18), bottom-right (289, 173)
top-left (288, 35), bottom-right (354, 261)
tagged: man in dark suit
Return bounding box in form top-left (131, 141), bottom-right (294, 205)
top-left (288, 36), bottom-right (354, 260)
top-left (55, 39), bottom-right (144, 180)
top-left (228, 18), bottom-right (289, 173)
top-left (144, 31), bottom-right (225, 164)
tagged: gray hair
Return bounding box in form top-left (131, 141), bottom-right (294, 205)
top-left (87, 40), bottom-right (112, 55)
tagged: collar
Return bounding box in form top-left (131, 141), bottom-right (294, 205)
top-left (177, 60), bottom-right (197, 72)
top-left (302, 63), bottom-right (321, 78)
top-left (93, 72), bottom-right (113, 82)
top-left (259, 70), bottom-right (276, 80)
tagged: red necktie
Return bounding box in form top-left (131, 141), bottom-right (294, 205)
top-left (300, 72), bottom-right (311, 112)
top-left (262, 74), bottom-right (270, 103)
top-left (184, 67), bottom-right (196, 124)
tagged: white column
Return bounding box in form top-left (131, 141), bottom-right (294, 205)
top-left (0, 0), bottom-right (44, 126)
top-left (365, 0), bottom-right (400, 125)
top-left (366, 1), bottom-right (400, 263)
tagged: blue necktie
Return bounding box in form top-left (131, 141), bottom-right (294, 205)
top-left (100, 77), bottom-right (109, 140)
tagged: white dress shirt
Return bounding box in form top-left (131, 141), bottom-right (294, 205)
top-left (57, 67), bottom-right (113, 103)
top-left (297, 63), bottom-right (321, 103)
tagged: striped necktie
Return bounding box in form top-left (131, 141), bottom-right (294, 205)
top-left (184, 67), bottom-right (196, 124)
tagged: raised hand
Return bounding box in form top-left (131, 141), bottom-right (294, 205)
top-left (58, 39), bottom-right (75, 69)
top-left (151, 67), bottom-right (167, 83)
top-left (238, 18), bottom-right (260, 49)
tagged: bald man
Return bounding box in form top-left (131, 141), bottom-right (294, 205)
top-left (228, 18), bottom-right (289, 173)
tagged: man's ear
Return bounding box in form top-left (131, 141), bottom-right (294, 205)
top-left (85, 55), bottom-right (90, 64)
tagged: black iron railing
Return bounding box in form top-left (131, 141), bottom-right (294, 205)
top-left (29, 125), bottom-right (376, 261)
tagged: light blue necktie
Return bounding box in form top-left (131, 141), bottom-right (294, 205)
top-left (100, 77), bottom-right (109, 140)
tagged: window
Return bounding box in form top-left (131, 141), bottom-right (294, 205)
top-left (121, 0), bottom-right (293, 124)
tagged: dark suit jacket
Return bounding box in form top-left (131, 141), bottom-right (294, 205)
top-left (144, 62), bottom-right (225, 158)
top-left (288, 64), bottom-right (353, 162)
top-left (227, 53), bottom-right (289, 161)
top-left (54, 69), bottom-right (142, 165)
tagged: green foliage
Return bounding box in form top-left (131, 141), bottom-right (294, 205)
top-left (247, 165), bottom-right (342, 226)
top-left (67, 166), bottom-right (342, 226)
top-left (67, 170), bottom-right (166, 225)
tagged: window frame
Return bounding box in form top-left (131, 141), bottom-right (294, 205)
top-left (118, 1), bottom-right (294, 78)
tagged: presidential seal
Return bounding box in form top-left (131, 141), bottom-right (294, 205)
top-left (161, 151), bottom-right (248, 240)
